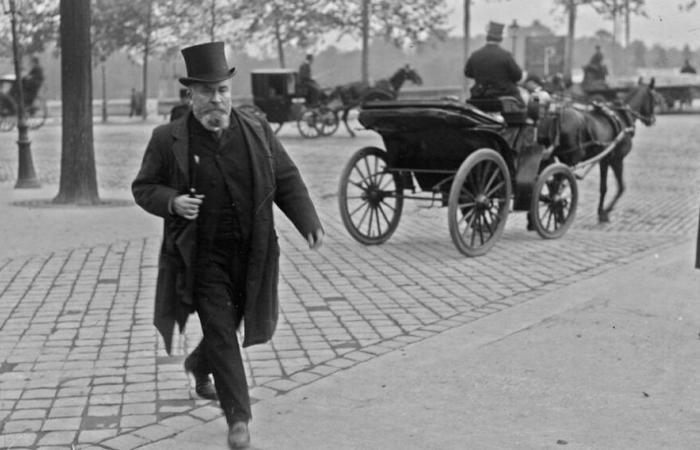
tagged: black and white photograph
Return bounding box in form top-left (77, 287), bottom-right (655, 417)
top-left (0, 0), bottom-right (699, 448)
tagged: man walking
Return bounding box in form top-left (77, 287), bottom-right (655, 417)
top-left (132, 41), bottom-right (324, 449)
top-left (464, 21), bottom-right (523, 103)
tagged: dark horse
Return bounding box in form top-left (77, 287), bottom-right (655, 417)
top-left (538, 78), bottom-right (656, 223)
top-left (330, 65), bottom-right (423, 137)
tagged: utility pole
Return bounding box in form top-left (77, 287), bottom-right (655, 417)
top-left (624, 0), bottom-right (630, 47)
top-left (462, 0), bottom-right (470, 99)
top-left (361, 0), bottom-right (369, 84)
top-left (565, 0), bottom-right (577, 80)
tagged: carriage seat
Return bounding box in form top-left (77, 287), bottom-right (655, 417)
top-left (466, 96), bottom-right (530, 125)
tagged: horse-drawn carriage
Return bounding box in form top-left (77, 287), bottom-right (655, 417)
top-left (239, 68), bottom-right (340, 138)
top-left (338, 80), bottom-right (657, 256)
top-left (0, 73), bottom-right (48, 131)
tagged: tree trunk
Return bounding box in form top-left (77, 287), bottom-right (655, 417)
top-left (209, 0), bottom-right (216, 41)
top-left (101, 61), bottom-right (107, 123)
top-left (141, 0), bottom-right (152, 121)
top-left (275, 18), bottom-right (285, 68)
top-left (462, 0), bottom-right (470, 98)
top-left (54, 0), bottom-right (99, 205)
top-left (361, 0), bottom-right (370, 83)
top-left (564, 0), bottom-right (577, 80)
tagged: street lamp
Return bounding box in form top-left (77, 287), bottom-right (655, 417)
top-left (508, 20), bottom-right (519, 56)
top-left (1, 0), bottom-right (40, 188)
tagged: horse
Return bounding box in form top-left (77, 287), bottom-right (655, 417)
top-left (537, 78), bottom-right (657, 223)
top-left (329, 65), bottom-right (423, 137)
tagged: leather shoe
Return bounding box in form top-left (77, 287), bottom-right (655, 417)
top-left (227, 421), bottom-right (250, 449)
top-left (184, 356), bottom-right (218, 401)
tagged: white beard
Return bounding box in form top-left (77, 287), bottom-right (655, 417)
top-left (198, 110), bottom-right (230, 132)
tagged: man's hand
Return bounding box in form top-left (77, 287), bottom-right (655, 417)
top-left (172, 194), bottom-right (204, 220)
top-left (306, 228), bottom-right (324, 250)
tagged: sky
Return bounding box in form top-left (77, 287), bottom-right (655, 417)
top-left (443, 0), bottom-right (700, 48)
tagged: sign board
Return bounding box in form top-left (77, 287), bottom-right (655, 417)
top-left (525, 36), bottom-right (566, 78)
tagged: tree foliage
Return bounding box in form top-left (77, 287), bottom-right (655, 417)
top-left (335, 0), bottom-right (450, 49)
top-left (238, 0), bottom-right (341, 67)
top-left (0, 0), bottom-right (59, 58)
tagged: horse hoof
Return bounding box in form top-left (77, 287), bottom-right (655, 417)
top-left (598, 215), bottom-right (609, 223)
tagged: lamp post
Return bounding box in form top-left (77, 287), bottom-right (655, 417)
top-left (508, 20), bottom-right (519, 56)
top-left (2, 0), bottom-right (40, 188)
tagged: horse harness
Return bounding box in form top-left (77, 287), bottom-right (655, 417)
top-left (576, 101), bottom-right (635, 152)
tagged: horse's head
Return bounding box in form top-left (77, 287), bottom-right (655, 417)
top-left (624, 77), bottom-right (656, 126)
top-left (389, 64), bottom-right (423, 91)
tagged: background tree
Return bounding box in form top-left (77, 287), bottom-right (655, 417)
top-left (92, 0), bottom-right (135, 122)
top-left (0, 0), bottom-right (59, 58)
top-left (335, 0), bottom-right (450, 83)
top-left (54, 0), bottom-right (99, 204)
top-left (113, 0), bottom-right (186, 120)
top-left (240, 0), bottom-right (340, 68)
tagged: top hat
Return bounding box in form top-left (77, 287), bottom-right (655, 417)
top-left (486, 21), bottom-right (504, 42)
top-left (179, 42), bottom-right (236, 86)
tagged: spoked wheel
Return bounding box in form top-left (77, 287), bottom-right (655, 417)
top-left (26, 96), bottom-right (47, 130)
top-left (297, 107), bottom-right (320, 138)
top-left (529, 163), bottom-right (578, 239)
top-left (0, 93), bottom-right (17, 132)
top-left (339, 146), bottom-right (403, 245)
top-left (448, 148), bottom-right (512, 257)
top-left (314, 106), bottom-right (339, 136)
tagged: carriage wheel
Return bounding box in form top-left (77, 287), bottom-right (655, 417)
top-left (447, 148), bottom-right (511, 257)
top-left (297, 107), bottom-right (320, 138)
top-left (314, 106), bottom-right (339, 136)
top-left (26, 96), bottom-right (47, 130)
top-left (0, 93), bottom-right (17, 132)
top-left (530, 163), bottom-right (578, 239)
top-left (339, 146), bottom-right (403, 245)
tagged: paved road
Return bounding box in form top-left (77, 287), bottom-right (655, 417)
top-left (0, 114), bottom-right (698, 449)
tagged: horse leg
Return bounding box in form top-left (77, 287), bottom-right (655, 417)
top-left (343, 107), bottom-right (355, 137)
top-left (603, 158), bottom-right (625, 218)
top-left (598, 161), bottom-right (610, 223)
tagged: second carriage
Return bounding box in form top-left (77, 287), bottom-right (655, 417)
top-left (239, 68), bottom-right (340, 138)
top-left (338, 96), bottom-right (579, 257)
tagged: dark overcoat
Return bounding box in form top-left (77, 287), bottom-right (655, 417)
top-left (132, 109), bottom-right (322, 354)
top-left (464, 43), bottom-right (523, 99)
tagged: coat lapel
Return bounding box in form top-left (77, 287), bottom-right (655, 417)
top-left (171, 118), bottom-right (190, 187)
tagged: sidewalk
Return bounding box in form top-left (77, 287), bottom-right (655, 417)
top-left (138, 239), bottom-right (700, 450)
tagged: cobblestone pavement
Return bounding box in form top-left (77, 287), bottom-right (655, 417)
top-left (0, 115), bottom-right (698, 449)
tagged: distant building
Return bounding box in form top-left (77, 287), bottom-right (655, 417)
top-left (507, 20), bottom-right (555, 67)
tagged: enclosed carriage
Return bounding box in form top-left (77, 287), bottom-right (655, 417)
top-left (239, 69), bottom-right (339, 138)
top-left (338, 98), bottom-right (578, 256)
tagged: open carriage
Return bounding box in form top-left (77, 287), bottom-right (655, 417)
top-left (338, 97), bottom-right (579, 257)
top-left (238, 69), bottom-right (339, 138)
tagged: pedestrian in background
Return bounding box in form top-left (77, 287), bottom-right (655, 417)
top-left (129, 88), bottom-right (144, 117)
top-left (132, 41), bottom-right (324, 449)
top-left (169, 88), bottom-right (190, 122)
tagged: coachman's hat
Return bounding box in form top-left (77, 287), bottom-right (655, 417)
top-left (179, 41), bottom-right (236, 86)
top-left (486, 21), bottom-right (504, 42)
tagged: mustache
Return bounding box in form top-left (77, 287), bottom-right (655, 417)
top-left (202, 108), bottom-right (229, 114)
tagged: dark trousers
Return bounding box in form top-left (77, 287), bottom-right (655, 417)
top-left (190, 223), bottom-right (251, 424)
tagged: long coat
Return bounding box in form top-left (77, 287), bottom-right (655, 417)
top-left (132, 109), bottom-right (322, 354)
top-left (464, 43), bottom-right (523, 100)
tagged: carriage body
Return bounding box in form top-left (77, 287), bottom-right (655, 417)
top-left (250, 69), bottom-right (302, 124)
top-left (243, 69), bottom-right (339, 138)
top-left (338, 98), bottom-right (578, 256)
